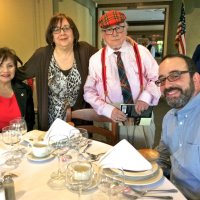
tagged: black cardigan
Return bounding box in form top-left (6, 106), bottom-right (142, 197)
top-left (12, 80), bottom-right (35, 131)
top-left (16, 41), bottom-right (97, 130)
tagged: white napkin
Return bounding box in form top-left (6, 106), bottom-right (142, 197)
top-left (44, 118), bottom-right (79, 141)
top-left (99, 139), bottom-right (152, 171)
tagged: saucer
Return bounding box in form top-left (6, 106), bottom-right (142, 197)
top-left (26, 153), bottom-right (55, 162)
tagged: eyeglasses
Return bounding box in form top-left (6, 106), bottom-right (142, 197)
top-left (155, 70), bottom-right (192, 86)
top-left (53, 25), bottom-right (71, 34)
top-left (102, 25), bottom-right (125, 35)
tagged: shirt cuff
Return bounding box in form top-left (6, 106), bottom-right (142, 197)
top-left (101, 104), bottom-right (115, 119)
top-left (138, 90), bottom-right (152, 105)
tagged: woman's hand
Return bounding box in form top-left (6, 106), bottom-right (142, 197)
top-left (111, 108), bottom-right (127, 122)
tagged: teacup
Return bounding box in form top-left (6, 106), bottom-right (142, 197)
top-left (31, 141), bottom-right (51, 158)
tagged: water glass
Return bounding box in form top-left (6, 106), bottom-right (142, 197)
top-left (2, 126), bottom-right (22, 166)
top-left (66, 161), bottom-right (93, 200)
top-left (98, 166), bottom-right (125, 200)
top-left (47, 134), bottom-right (70, 189)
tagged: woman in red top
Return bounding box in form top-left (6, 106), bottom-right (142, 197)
top-left (0, 47), bottom-right (35, 132)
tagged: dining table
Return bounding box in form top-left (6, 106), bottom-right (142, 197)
top-left (0, 130), bottom-right (187, 200)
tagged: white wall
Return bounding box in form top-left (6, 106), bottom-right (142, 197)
top-left (57, 0), bottom-right (93, 45)
top-left (0, 0), bottom-right (53, 110)
top-left (186, 8), bottom-right (200, 57)
top-left (0, 0), bottom-right (52, 61)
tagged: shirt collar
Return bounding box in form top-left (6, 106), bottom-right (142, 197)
top-left (105, 41), bottom-right (132, 58)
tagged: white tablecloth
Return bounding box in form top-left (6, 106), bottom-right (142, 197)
top-left (0, 139), bottom-right (186, 200)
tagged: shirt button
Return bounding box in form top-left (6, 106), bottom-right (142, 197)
top-left (179, 121), bottom-right (183, 125)
top-left (21, 93), bottom-right (24, 96)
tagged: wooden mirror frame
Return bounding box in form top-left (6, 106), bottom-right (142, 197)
top-left (95, 1), bottom-right (172, 58)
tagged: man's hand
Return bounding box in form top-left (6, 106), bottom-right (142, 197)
top-left (111, 108), bottom-right (127, 122)
top-left (135, 100), bottom-right (149, 115)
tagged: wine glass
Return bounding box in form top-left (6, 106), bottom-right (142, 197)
top-left (66, 160), bottom-right (93, 200)
top-left (69, 128), bottom-right (88, 160)
top-left (9, 118), bottom-right (27, 156)
top-left (9, 117), bottom-right (27, 135)
top-left (98, 166), bottom-right (125, 200)
top-left (47, 134), bottom-right (70, 190)
top-left (2, 125), bottom-right (22, 166)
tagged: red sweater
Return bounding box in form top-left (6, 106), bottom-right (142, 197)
top-left (0, 94), bottom-right (21, 131)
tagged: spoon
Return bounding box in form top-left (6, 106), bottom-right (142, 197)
top-left (81, 140), bottom-right (92, 153)
top-left (86, 152), bottom-right (106, 161)
top-left (129, 187), bottom-right (178, 195)
top-left (123, 192), bottom-right (173, 199)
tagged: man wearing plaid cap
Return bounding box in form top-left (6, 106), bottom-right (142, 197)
top-left (84, 10), bottom-right (161, 148)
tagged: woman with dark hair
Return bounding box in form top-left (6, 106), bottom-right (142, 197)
top-left (16, 13), bottom-right (97, 130)
top-left (0, 47), bottom-right (35, 131)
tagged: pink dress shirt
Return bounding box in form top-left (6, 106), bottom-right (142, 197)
top-left (84, 41), bottom-right (161, 118)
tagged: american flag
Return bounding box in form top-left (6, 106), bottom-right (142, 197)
top-left (175, 2), bottom-right (186, 55)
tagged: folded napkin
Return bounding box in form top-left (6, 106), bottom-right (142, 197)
top-left (44, 118), bottom-right (79, 141)
top-left (99, 139), bottom-right (152, 171)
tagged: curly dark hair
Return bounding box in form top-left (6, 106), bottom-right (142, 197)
top-left (45, 13), bottom-right (79, 47)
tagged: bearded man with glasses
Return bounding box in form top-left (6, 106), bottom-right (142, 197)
top-left (156, 54), bottom-right (200, 199)
top-left (84, 10), bottom-right (161, 148)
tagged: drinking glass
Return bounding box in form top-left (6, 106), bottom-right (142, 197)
top-left (9, 117), bottom-right (27, 135)
top-left (47, 134), bottom-right (70, 189)
top-left (69, 128), bottom-right (88, 160)
top-left (2, 126), bottom-right (22, 166)
top-left (98, 166), bottom-right (125, 200)
top-left (9, 117), bottom-right (28, 156)
top-left (66, 161), bottom-right (93, 200)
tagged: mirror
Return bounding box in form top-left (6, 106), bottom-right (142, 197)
top-left (96, 2), bottom-right (170, 62)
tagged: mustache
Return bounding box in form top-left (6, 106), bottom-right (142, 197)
top-left (163, 87), bottom-right (182, 96)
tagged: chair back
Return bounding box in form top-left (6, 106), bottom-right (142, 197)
top-left (66, 108), bottom-right (118, 145)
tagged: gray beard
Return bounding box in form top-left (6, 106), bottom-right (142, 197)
top-left (164, 81), bottom-right (194, 109)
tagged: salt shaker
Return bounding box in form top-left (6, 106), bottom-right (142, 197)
top-left (0, 181), bottom-right (6, 200)
top-left (3, 175), bottom-right (16, 200)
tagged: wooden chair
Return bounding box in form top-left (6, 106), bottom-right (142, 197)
top-left (66, 108), bottom-right (119, 145)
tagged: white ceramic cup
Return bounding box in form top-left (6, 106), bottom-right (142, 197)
top-left (31, 141), bottom-right (51, 158)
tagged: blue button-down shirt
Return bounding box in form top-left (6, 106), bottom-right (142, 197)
top-left (157, 93), bottom-right (200, 200)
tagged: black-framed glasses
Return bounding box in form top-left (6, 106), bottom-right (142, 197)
top-left (155, 70), bottom-right (192, 86)
top-left (102, 25), bottom-right (125, 35)
top-left (53, 25), bottom-right (71, 34)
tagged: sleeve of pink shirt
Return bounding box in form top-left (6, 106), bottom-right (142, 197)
top-left (136, 45), bottom-right (161, 105)
top-left (84, 50), bottom-right (115, 118)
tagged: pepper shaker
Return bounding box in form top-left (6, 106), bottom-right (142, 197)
top-left (0, 181), bottom-right (6, 200)
top-left (3, 175), bottom-right (16, 200)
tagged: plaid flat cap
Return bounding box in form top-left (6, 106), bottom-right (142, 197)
top-left (98, 10), bottom-right (126, 28)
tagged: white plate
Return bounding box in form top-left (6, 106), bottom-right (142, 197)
top-left (105, 167), bottom-right (163, 186)
top-left (125, 168), bottom-right (163, 186)
top-left (26, 153), bottom-right (55, 162)
top-left (112, 162), bottom-right (159, 181)
top-left (22, 130), bottom-right (46, 143)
